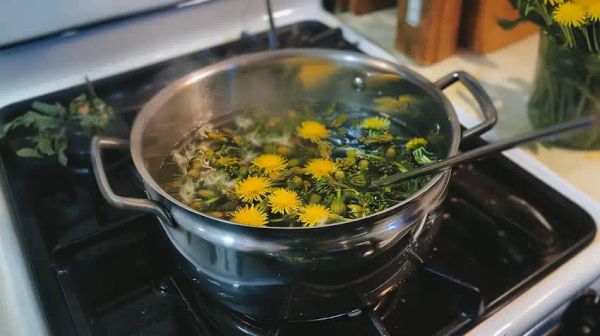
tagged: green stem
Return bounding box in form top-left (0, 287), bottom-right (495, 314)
top-left (329, 180), bottom-right (359, 194)
top-left (581, 28), bottom-right (594, 53)
top-left (205, 196), bottom-right (221, 205)
top-left (554, 85), bottom-right (561, 125)
top-left (593, 24), bottom-right (600, 53)
top-left (574, 75), bottom-right (592, 118)
top-left (566, 82), bottom-right (576, 122)
top-left (575, 93), bottom-right (587, 118)
top-left (568, 27), bottom-right (576, 48)
top-left (564, 78), bottom-right (600, 109)
top-left (558, 25), bottom-right (569, 48)
top-left (534, 2), bottom-right (552, 26)
top-left (559, 25), bottom-right (575, 48)
top-left (546, 70), bottom-right (556, 124)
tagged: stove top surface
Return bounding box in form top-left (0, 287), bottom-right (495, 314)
top-left (0, 21), bottom-right (596, 336)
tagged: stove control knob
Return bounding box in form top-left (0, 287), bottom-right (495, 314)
top-left (559, 291), bottom-right (600, 336)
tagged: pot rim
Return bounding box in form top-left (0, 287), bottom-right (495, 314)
top-left (130, 48), bottom-right (461, 230)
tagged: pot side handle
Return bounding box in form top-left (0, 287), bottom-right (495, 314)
top-left (90, 136), bottom-right (175, 227)
top-left (435, 71), bottom-right (498, 141)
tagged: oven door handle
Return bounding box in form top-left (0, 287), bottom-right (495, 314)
top-left (90, 136), bottom-right (175, 227)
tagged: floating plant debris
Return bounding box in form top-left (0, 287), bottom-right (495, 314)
top-left (158, 103), bottom-right (438, 227)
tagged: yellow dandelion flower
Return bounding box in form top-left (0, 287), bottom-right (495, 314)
top-left (253, 154), bottom-right (287, 174)
top-left (231, 205), bottom-right (268, 226)
top-left (304, 158), bottom-right (337, 179)
top-left (545, 0), bottom-right (564, 6)
top-left (575, 0), bottom-right (593, 9)
top-left (406, 137), bottom-right (428, 151)
top-left (297, 120), bottom-right (329, 142)
top-left (554, 3), bottom-right (587, 27)
top-left (298, 204), bottom-right (332, 227)
top-left (235, 176), bottom-right (272, 202)
top-left (268, 188), bottom-right (301, 215)
top-left (588, 2), bottom-right (600, 20)
top-left (361, 117), bottom-right (391, 130)
top-left (374, 95), bottom-right (417, 113)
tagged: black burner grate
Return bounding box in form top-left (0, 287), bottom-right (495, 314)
top-left (0, 21), bottom-right (595, 336)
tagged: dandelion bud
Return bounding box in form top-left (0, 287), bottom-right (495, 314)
top-left (292, 176), bottom-right (303, 187)
top-left (277, 145), bottom-right (290, 156)
top-left (233, 135), bottom-right (244, 145)
top-left (359, 160), bottom-right (369, 170)
top-left (331, 198), bottom-right (346, 214)
top-left (198, 190), bottom-right (216, 199)
top-left (209, 211), bottom-right (224, 218)
top-left (190, 200), bottom-right (204, 210)
top-left (309, 194), bottom-right (322, 204)
top-left (386, 146), bottom-right (396, 160)
top-left (347, 204), bottom-right (364, 218)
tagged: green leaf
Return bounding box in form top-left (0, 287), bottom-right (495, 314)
top-left (56, 134), bottom-right (68, 152)
top-left (0, 125), bottom-right (8, 139)
top-left (31, 101), bottom-right (65, 117)
top-left (69, 94), bottom-right (113, 130)
top-left (6, 111), bottom-right (61, 131)
top-left (0, 112), bottom-right (41, 139)
top-left (57, 151), bottom-right (68, 166)
top-left (3, 111), bottom-right (38, 129)
top-left (324, 103), bottom-right (336, 116)
top-left (69, 94), bottom-right (88, 116)
top-left (16, 148), bottom-right (41, 158)
top-left (35, 136), bottom-right (54, 155)
top-left (32, 114), bottom-right (61, 130)
top-left (413, 148), bottom-right (435, 164)
top-left (55, 133), bottom-right (68, 166)
top-left (497, 18), bottom-right (525, 30)
top-left (2, 92), bottom-right (113, 166)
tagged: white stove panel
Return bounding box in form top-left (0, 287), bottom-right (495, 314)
top-left (0, 1), bottom-right (598, 335)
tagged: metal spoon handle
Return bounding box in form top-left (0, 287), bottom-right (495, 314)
top-left (371, 115), bottom-right (597, 187)
top-left (265, 0), bottom-right (278, 49)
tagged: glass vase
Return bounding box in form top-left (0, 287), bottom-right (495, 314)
top-left (528, 33), bottom-right (600, 150)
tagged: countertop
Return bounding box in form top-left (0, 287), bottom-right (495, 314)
top-left (338, 9), bottom-right (600, 202)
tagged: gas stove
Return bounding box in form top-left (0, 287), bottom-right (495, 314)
top-left (1, 1), bottom-right (600, 336)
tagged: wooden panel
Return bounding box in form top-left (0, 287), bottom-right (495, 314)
top-left (459, 0), bottom-right (539, 53)
top-left (333, 0), bottom-right (349, 12)
top-left (395, 0), bottom-right (463, 65)
top-left (349, 0), bottom-right (396, 15)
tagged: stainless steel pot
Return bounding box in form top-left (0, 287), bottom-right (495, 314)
top-left (91, 49), bottom-right (497, 320)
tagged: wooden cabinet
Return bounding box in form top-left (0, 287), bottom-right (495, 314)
top-left (395, 0), bottom-right (463, 65)
top-left (349, 0), bottom-right (396, 15)
top-left (459, 0), bottom-right (539, 53)
top-left (336, 0), bottom-right (539, 65)
top-left (333, 0), bottom-right (395, 15)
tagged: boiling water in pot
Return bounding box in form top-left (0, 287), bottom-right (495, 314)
top-left (157, 102), bottom-right (439, 227)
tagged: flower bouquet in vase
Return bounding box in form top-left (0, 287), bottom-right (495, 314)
top-left (506, 0), bottom-right (600, 149)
